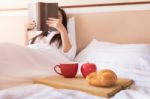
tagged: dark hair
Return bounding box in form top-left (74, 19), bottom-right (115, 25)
top-left (31, 7), bottom-right (68, 48)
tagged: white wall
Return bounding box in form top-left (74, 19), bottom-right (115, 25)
top-left (0, 11), bottom-right (28, 45)
top-left (0, 0), bottom-right (149, 9)
top-left (0, 0), bottom-right (30, 9)
top-left (40, 0), bottom-right (150, 6)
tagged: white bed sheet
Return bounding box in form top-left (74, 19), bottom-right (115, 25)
top-left (107, 64), bottom-right (150, 99)
top-left (0, 43), bottom-right (70, 89)
top-left (0, 65), bottom-right (150, 99)
top-left (0, 43), bottom-right (150, 99)
top-left (0, 84), bottom-right (103, 99)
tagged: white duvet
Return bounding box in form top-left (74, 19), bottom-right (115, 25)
top-left (0, 43), bottom-right (70, 89)
top-left (0, 43), bottom-right (150, 99)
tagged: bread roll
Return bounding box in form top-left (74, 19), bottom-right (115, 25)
top-left (86, 72), bottom-right (101, 86)
top-left (86, 69), bottom-right (117, 87)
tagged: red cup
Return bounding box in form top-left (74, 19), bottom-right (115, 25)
top-left (54, 63), bottom-right (78, 78)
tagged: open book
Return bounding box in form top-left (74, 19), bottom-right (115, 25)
top-left (28, 2), bottom-right (58, 32)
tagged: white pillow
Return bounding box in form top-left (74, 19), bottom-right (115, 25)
top-left (64, 17), bottom-right (77, 60)
top-left (75, 39), bottom-right (150, 71)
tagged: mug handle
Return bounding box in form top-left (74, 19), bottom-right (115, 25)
top-left (54, 65), bottom-right (62, 75)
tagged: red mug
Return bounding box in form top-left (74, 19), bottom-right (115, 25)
top-left (54, 63), bottom-right (78, 78)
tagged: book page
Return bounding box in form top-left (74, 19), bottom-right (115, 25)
top-left (28, 2), bottom-right (40, 31)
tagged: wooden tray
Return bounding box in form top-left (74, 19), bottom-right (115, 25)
top-left (33, 75), bottom-right (133, 97)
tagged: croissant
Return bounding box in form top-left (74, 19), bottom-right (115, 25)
top-left (86, 69), bottom-right (117, 87)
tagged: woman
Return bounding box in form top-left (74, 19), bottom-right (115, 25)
top-left (25, 7), bottom-right (72, 53)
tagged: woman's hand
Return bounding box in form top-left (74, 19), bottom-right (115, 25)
top-left (25, 20), bottom-right (36, 31)
top-left (24, 20), bottom-right (36, 45)
top-left (46, 18), bottom-right (65, 33)
top-left (47, 18), bottom-right (72, 53)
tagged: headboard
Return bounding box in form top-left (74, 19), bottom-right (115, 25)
top-left (62, 3), bottom-right (150, 53)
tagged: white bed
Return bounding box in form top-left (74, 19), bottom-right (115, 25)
top-left (0, 40), bottom-right (150, 99)
top-left (1, 2), bottom-right (150, 99)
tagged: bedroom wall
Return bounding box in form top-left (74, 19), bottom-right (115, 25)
top-left (0, 0), bottom-right (150, 46)
top-left (0, 11), bottom-right (27, 45)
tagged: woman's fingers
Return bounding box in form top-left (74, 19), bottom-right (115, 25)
top-left (47, 19), bottom-right (58, 22)
top-left (46, 22), bottom-right (57, 28)
top-left (25, 24), bottom-right (36, 30)
top-left (48, 18), bottom-right (58, 21)
top-left (27, 20), bottom-right (36, 25)
top-left (25, 20), bottom-right (36, 31)
top-left (25, 22), bottom-right (36, 26)
top-left (46, 18), bottom-right (63, 32)
top-left (28, 24), bottom-right (36, 27)
top-left (27, 24), bottom-right (36, 27)
top-left (29, 22), bottom-right (36, 25)
top-left (27, 24), bottom-right (35, 27)
top-left (27, 26), bottom-right (34, 29)
top-left (46, 21), bottom-right (57, 24)
top-left (46, 20), bottom-right (58, 25)
top-left (46, 20), bottom-right (54, 23)
top-left (46, 22), bottom-right (55, 26)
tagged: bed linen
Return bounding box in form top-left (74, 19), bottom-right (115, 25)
top-left (74, 39), bottom-right (150, 99)
top-left (0, 42), bottom-right (150, 99)
top-left (0, 43), bottom-right (70, 89)
top-left (0, 61), bottom-right (150, 99)
top-left (0, 84), bottom-right (103, 99)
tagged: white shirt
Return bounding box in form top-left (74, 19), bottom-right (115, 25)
top-left (33, 31), bottom-right (60, 48)
top-left (27, 31), bottom-right (74, 60)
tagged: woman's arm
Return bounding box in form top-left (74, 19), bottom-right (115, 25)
top-left (59, 25), bottom-right (72, 53)
top-left (47, 18), bottom-right (72, 53)
top-left (24, 21), bottom-right (36, 45)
